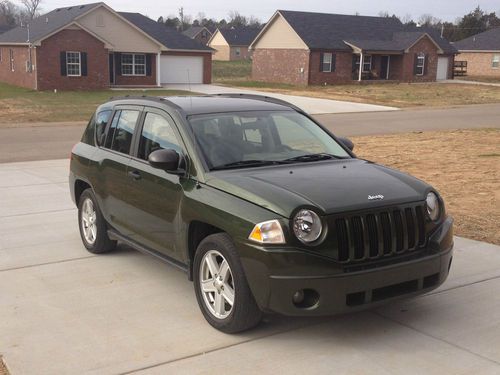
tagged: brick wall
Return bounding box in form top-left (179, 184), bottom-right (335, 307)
top-left (114, 53), bottom-right (157, 86)
top-left (308, 51), bottom-right (355, 84)
top-left (252, 49), bottom-right (309, 85)
top-left (37, 29), bottom-right (109, 90)
top-left (0, 45), bottom-right (37, 89)
top-left (401, 36), bottom-right (440, 82)
top-left (229, 46), bottom-right (252, 60)
top-left (161, 51), bottom-right (212, 84)
top-left (457, 52), bottom-right (500, 76)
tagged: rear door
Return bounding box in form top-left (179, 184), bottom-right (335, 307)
top-left (95, 106), bottom-right (142, 236)
top-left (125, 107), bottom-right (186, 260)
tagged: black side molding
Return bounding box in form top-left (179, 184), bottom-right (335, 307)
top-left (107, 230), bottom-right (189, 274)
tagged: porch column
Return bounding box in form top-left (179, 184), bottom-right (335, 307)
top-left (156, 52), bottom-right (161, 87)
top-left (358, 52), bottom-right (364, 82)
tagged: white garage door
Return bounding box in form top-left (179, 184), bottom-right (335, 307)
top-left (436, 57), bottom-right (449, 80)
top-left (160, 55), bottom-right (203, 84)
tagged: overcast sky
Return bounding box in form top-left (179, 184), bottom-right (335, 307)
top-left (40, 0), bottom-right (500, 23)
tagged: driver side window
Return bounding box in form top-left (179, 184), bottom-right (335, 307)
top-left (138, 112), bottom-right (182, 160)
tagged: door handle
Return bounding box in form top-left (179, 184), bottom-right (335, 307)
top-left (128, 170), bottom-right (141, 180)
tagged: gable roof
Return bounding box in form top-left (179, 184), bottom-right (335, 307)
top-left (183, 26), bottom-right (211, 39)
top-left (0, 25), bottom-right (13, 34)
top-left (119, 12), bottom-right (212, 51)
top-left (454, 28), bottom-right (500, 51)
top-left (251, 10), bottom-right (456, 54)
top-left (0, 2), bottom-right (102, 44)
top-left (217, 26), bottom-right (261, 46)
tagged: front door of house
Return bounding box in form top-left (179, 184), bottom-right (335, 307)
top-left (380, 56), bottom-right (390, 80)
top-left (109, 54), bottom-right (115, 85)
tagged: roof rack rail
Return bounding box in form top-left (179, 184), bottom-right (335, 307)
top-left (212, 93), bottom-right (303, 112)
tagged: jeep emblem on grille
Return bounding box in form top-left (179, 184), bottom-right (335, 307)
top-left (368, 194), bottom-right (384, 201)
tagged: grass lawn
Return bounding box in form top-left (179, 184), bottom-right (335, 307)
top-left (212, 60), bottom-right (252, 82)
top-left (0, 83), bottom-right (194, 123)
top-left (352, 128), bottom-right (500, 245)
top-left (460, 76), bottom-right (500, 84)
top-left (213, 60), bottom-right (500, 107)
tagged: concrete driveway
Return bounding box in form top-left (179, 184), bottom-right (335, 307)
top-left (1, 159), bottom-right (500, 374)
top-left (161, 84), bottom-right (398, 115)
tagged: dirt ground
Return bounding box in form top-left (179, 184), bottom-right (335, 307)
top-left (351, 128), bottom-right (500, 245)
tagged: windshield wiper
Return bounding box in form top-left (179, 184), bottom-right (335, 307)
top-left (283, 153), bottom-right (344, 162)
top-left (211, 159), bottom-right (290, 171)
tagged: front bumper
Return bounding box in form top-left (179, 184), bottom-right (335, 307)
top-left (238, 217), bottom-right (453, 316)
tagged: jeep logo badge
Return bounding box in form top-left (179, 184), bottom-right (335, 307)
top-left (368, 194), bottom-right (384, 201)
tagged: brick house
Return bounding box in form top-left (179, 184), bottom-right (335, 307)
top-left (0, 2), bottom-right (213, 90)
top-left (249, 10), bottom-right (457, 85)
top-left (208, 27), bottom-right (261, 61)
top-left (183, 26), bottom-right (213, 45)
top-left (454, 28), bottom-right (500, 77)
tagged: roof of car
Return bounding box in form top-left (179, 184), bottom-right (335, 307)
top-left (104, 95), bottom-right (296, 116)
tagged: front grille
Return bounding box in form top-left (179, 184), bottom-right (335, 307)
top-left (332, 203), bottom-right (427, 263)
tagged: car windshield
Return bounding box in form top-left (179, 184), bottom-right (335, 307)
top-left (188, 111), bottom-right (350, 170)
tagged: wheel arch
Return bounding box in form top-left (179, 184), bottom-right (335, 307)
top-left (74, 179), bottom-right (92, 205)
top-left (187, 221), bottom-right (224, 280)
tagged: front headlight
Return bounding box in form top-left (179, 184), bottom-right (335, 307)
top-left (293, 209), bottom-right (322, 243)
top-left (248, 220), bottom-right (285, 244)
top-left (426, 192), bottom-right (441, 221)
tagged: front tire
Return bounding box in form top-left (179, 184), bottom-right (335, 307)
top-left (193, 233), bottom-right (262, 333)
top-left (78, 189), bottom-right (116, 254)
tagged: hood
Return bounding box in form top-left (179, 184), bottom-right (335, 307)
top-left (205, 159), bottom-right (430, 218)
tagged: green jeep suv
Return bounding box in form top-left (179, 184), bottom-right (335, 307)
top-left (69, 94), bottom-right (453, 333)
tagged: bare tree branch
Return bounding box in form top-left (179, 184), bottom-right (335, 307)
top-left (20, 0), bottom-right (41, 20)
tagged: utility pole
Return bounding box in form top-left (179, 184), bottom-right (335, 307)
top-left (179, 7), bottom-right (184, 31)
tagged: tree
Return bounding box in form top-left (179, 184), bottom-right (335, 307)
top-left (20, 0), bottom-right (41, 20)
top-left (417, 13), bottom-right (440, 27)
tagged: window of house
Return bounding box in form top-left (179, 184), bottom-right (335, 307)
top-left (235, 47), bottom-right (241, 56)
top-left (492, 55), bottom-right (500, 68)
top-left (121, 54), bottom-right (146, 76)
top-left (9, 49), bottom-right (14, 71)
top-left (354, 55), bottom-right (372, 72)
top-left (138, 112), bottom-right (182, 160)
top-left (66, 51), bottom-right (81, 76)
top-left (321, 53), bottom-right (333, 72)
top-left (415, 53), bottom-right (425, 75)
top-left (0, 48), bottom-right (2, 63)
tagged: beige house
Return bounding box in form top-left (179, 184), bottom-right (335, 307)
top-left (208, 27), bottom-right (260, 61)
top-left (454, 28), bottom-right (500, 77)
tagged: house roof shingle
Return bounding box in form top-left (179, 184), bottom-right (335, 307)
top-left (453, 27), bottom-right (500, 51)
top-left (272, 10), bottom-right (457, 54)
top-left (182, 26), bottom-right (210, 39)
top-left (218, 26), bottom-right (261, 46)
top-left (0, 2), bottom-right (101, 44)
top-left (118, 12), bottom-right (212, 51)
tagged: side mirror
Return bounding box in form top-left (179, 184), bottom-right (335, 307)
top-left (338, 137), bottom-right (354, 151)
top-left (148, 149), bottom-right (181, 173)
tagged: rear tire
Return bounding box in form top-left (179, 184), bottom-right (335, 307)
top-left (193, 233), bottom-right (262, 333)
top-left (78, 188), bottom-right (116, 254)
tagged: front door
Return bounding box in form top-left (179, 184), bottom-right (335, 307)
top-left (380, 56), bottom-right (390, 80)
top-left (109, 54), bottom-right (115, 85)
top-left (125, 108), bottom-right (186, 260)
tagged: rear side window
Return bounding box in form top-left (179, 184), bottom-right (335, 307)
top-left (81, 115), bottom-right (96, 145)
top-left (95, 110), bottom-right (112, 146)
top-left (138, 112), bottom-right (182, 160)
top-left (104, 110), bottom-right (140, 154)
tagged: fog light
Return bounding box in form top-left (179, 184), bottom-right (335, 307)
top-left (292, 290), bottom-right (305, 304)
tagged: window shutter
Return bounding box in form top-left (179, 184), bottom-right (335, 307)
top-left (115, 53), bottom-right (121, 75)
top-left (146, 54), bottom-right (152, 76)
top-left (60, 51), bottom-right (67, 76)
top-left (81, 52), bottom-right (88, 76)
top-left (413, 54), bottom-right (418, 75)
top-left (319, 53), bottom-right (324, 72)
top-left (332, 54), bottom-right (336, 72)
top-left (424, 54), bottom-right (428, 75)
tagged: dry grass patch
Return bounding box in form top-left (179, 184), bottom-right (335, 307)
top-left (351, 128), bottom-right (500, 245)
top-left (461, 76), bottom-right (500, 84)
top-left (223, 81), bottom-right (500, 108)
top-left (0, 357), bottom-right (9, 375)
